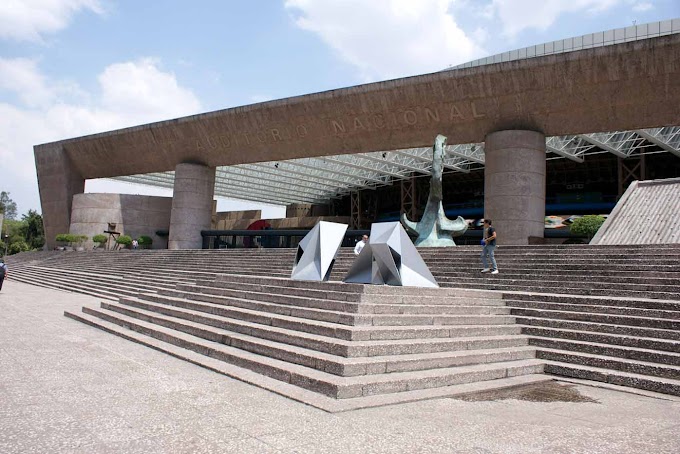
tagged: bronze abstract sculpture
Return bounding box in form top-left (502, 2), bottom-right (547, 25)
top-left (401, 134), bottom-right (468, 247)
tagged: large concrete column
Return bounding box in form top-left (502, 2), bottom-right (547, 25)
top-left (34, 144), bottom-right (85, 250)
top-left (484, 130), bottom-right (546, 245)
top-left (168, 163), bottom-right (215, 249)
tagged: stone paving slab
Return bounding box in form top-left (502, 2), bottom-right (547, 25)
top-left (1, 281), bottom-right (679, 454)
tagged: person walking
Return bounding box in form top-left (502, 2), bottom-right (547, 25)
top-left (0, 258), bottom-right (8, 291)
top-left (480, 219), bottom-right (498, 274)
top-left (354, 234), bottom-right (369, 255)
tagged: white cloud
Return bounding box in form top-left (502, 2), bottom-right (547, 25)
top-left (632, 2), bottom-right (653, 12)
top-left (0, 0), bottom-right (104, 42)
top-left (490, 0), bottom-right (623, 37)
top-left (0, 57), bottom-right (201, 214)
top-left (285, 0), bottom-right (486, 81)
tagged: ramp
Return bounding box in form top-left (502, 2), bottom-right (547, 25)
top-left (591, 177), bottom-right (680, 245)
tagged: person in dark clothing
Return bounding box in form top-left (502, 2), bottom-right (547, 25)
top-left (0, 259), bottom-right (7, 291)
top-left (480, 219), bottom-right (498, 274)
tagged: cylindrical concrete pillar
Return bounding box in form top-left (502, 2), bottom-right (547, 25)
top-left (484, 130), bottom-right (546, 245)
top-left (168, 163), bottom-right (215, 249)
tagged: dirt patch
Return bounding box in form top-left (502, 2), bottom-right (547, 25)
top-left (453, 381), bottom-right (599, 403)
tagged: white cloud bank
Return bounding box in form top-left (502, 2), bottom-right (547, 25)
top-left (0, 57), bottom-right (202, 214)
top-left (0, 0), bottom-right (104, 42)
top-left (285, 0), bottom-right (486, 80)
top-left (285, 0), bottom-right (651, 80)
top-left (490, 0), bottom-right (623, 37)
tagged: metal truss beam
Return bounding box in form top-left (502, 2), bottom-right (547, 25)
top-left (360, 151), bottom-right (432, 175)
top-left (217, 165), bottom-right (348, 194)
top-left (287, 158), bottom-right (388, 185)
top-left (579, 132), bottom-right (642, 159)
top-left (635, 127), bottom-right (680, 158)
top-left (214, 170), bottom-right (341, 200)
top-left (445, 143), bottom-right (486, 164)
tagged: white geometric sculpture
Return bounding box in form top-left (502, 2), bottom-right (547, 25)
top-left (291, 221), bottom-right (348, 281)
top-left (344, 222), bottom-right (439, 288)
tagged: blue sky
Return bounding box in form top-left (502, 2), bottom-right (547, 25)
top-left (1, 0), bottom-right (678, 217)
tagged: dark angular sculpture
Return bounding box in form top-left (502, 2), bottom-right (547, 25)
top-left (401, 134), bottom-right (468, 247)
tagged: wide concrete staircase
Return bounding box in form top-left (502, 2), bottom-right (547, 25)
top-left (6, 244), bottom-right (680, 410)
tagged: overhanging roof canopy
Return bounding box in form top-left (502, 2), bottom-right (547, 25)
top-left (111, 126), bottom-right (680, 206)
top-left (109, 20), bottom-right (680, 206)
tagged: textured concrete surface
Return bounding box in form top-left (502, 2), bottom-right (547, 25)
top-left (34, 35), bottom-right (680, 249)
top-left (484, 130), bottom-right (546, 245)
top-left (168, 163), bottom-right (216, 250)
top-left (591, 177), bottom-right (680, 245)
top-left (1, 281), bottom-right (680, 454)
top-left (70, 193), bottom-right (172, 250)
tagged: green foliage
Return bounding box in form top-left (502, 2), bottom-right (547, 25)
top-left (19, 210), bottom-right (44, 250)
top-left (0, 191), bottom-right (18, 220)
top-left (116, 235), bottom-right (133, 246)
top-left (8, 240), bottom-right (30, 255)
top-left (137, 235), bottom-right (153, 248)
top-left (92, 234), bottom-right (108, 245)
top-left (56, 233), bottom-right (70, 243)
top-left (569, 215), bottom-right (606, 239)
top-left (55, 233), bottom-right (88, 245)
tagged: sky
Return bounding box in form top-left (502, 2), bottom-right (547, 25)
top-left (0, 0), bottom-right (678, 219)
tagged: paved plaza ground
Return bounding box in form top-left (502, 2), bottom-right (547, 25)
top-left (1, 280), bottom-right (679, 454)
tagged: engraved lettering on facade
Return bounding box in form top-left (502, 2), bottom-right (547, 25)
top-left (353, 117), bottom-right (366, 131)
top-left (450, 105), bottom-right (465, 121)
top-left (424, 108), bottom-right (440, 123)
top-left (196, 140), bottom-right (204, 151)
top-left (296, 124), bottom-right (308, 138)
top-left (471, 101), bottom-right (486, 119)
top-left (206, 136), bottom-right (219, 149)
top-left (403, 110), bottom-right (417, 125)
top-left (219, 135), bottom-right (232, 147)
top-left (271, 129), bottom-right (283, 142)
top-left (256, 131), bottom-right (267, 143)
top-left (242, 132), bottom-right (251, 145)
top-left (331, 120), bottom-right (346, 134)
top-left (371, 113), bottom-right (386, 129)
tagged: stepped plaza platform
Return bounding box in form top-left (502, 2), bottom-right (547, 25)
top-left (2, 281), bottom-right (679, 453)
top-left (5, 243), bottom-right (680, 414)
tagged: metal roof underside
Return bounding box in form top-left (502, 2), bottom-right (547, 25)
top-left (111, 126), bottom-right (680, 206)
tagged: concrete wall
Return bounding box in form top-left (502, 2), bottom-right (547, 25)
top-left (69, 193), bottom-right (172, 249)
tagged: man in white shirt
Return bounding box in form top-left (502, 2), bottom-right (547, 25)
top-left (354, 235), bottom-right (369, 255)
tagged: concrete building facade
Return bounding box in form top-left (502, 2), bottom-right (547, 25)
top-left (34, 32), bottom-right (680, 248)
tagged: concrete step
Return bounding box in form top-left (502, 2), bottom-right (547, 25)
top-left (520, 325), bottom-right (680, 353)
top-left (62, 307), bottom-right (552, 412)
top-left (543, 361), bottom-right (680, 396)
top-left (530, 337), bottom-right (680, 367)
top-left (67, 307), bottom-right (544, 399)
top-left (503, 293), bottom-right (680, 311)
top-left (516, 316), bottom-right (680, 341)
top-left (99, 300), bottom-right (537, 376)
top-left (443, 280), bottom-right (679, 299)
top-left (116, 296), bottom-right (526, 352)
top-left (506, 300), bottom-right (680, 320)
top-left (165, 285), bottom-right (510, 316)
top-left (511, 307), bottom-right (680, 330)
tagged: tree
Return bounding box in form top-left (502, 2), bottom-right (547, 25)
top-left (19, 210), bottom-right (45, 250)
top-left (0, 191), bottom-right (18, 220)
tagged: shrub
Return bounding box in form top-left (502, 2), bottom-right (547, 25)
top-left (92, 234), bottom-right (108, 245)
top-left (137, 235), bottom-right (153, 248)
top-left (55, 233), bottom-right (70, 243)
top-left (569, 215), bottom-right (606, 240)
top-left (116, 235), bottom-right (133, 247)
